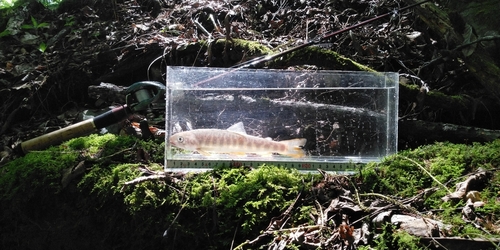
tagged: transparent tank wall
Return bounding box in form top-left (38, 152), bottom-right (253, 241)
top-left (166, 66), bottom-right (398, 166)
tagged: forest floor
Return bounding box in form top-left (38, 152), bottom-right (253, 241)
top-left (1, 0), bottom-right (500, 249)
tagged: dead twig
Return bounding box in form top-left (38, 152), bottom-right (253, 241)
top-left (360, 192), bottom-right (422, 216)
top-left (266, 191), bottom-right (302, 231)
top-left (234, 192), bottom-right (303, 250)
top-left (162, 183), bottom-right (189, 240)
top-left (121, 166), bottom-right (184, 193)
top-left (397, 155), bottom-right (452, 195)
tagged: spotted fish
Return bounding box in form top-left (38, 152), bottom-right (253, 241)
top-left (169, 122), bottom-right (306, 158)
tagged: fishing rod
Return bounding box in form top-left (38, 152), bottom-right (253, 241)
top-left (190, 0), bottom-right (432, 87)
top-left (18, 81), bottom-right (165, 154)
top-left (230, 0), bottom-right (432, 69)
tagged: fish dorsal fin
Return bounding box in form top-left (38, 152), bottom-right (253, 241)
top-left (226, 122), bottom-right (247, 134)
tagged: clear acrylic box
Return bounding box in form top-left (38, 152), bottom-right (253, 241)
top-left (165, 66), bottom-right (398, 172)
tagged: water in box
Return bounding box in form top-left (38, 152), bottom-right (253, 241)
top-left (165, 66), bottom-right (398, 171)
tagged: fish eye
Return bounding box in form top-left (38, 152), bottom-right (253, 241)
top-left (177, 137), bottom-right (184, 143)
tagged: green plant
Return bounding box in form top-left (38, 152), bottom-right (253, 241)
top-left (0, 0), bottom-right (15, 9)
top-left (21, 16), bottom-right (49, 33)
top-left (0, 29), bottom-right (10, 38)
top-left (64, 15), bottom-right (75, 26)
top-left (38, 41), bottom-right (47, 52)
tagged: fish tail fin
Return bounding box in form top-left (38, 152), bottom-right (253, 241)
top-left (281, 138), bottom-right (307, 158)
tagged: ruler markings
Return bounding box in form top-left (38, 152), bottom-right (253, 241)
top-left (166, 159), bottom-right (364, 173)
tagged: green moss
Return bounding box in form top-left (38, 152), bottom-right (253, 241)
top-left (65, 133), bottom-right (118, 154)
top-left (215, 38), bottom-right (273, 55)
top-left (358, 139), bottom-right (500, 244)
top-left (219, 165), bottom-right (304, 232)
top-left (391, 229), bottom-right (427, 250)
top-left (272, 46), bottom-right (376, 71)
top-left (184, 165), bottom-right (307, 235)
top-left (374, 224), bottom-right (428, 250)
top-left (3, 133), bottom-right (500, 249)
top-left (0, 148), bottom-right (77, 204)
top-left (426, 90), bottom-right (469, 109)
top-left (0, 134), bottom-right (120, 204)
top-left (358, 140), bottom-right (500, 198)
top-left (210, 38), bottom-right (273, 66)
top-left (399, 80), bottom-right (421, 91)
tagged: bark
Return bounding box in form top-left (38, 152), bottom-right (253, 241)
top-left (399, 119), bottom-right (500, 149)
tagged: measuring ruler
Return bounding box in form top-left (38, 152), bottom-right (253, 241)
top-left (165, 158), bottom-right (367, 173)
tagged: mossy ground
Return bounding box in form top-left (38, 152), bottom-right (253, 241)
top-left (1, 134), bottom-right (500, 249)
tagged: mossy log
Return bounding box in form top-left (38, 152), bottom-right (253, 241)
top-left (269, 45), bottom-right (375, 71)
top-left (399, 79), bottom-right (499, 128)
top-left (2, 133), bottom-right (500, 249)
top-left (399, 120), bottom-right (500, 148)
top-left (93, 39), bottom-right (375, 86)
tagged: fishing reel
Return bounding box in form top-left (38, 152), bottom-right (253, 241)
top-left (125, 81), bottom-right (166, 112)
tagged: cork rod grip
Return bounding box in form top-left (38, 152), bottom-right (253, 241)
top-left (20, 119), bottom-right (96, 153)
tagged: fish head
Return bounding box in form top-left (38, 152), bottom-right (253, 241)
top-left (169, 131), bottom-right (199, 151)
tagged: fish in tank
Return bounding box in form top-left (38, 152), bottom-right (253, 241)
top-left (165, 66), bottom-right (398, 169)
